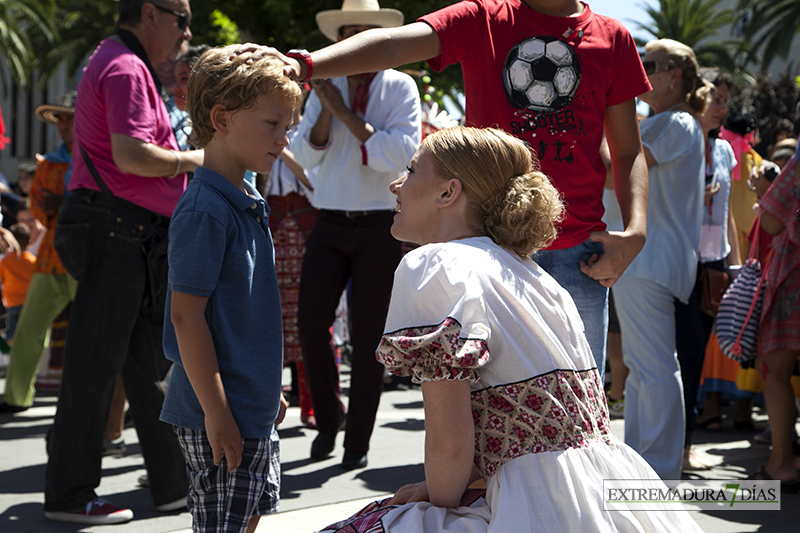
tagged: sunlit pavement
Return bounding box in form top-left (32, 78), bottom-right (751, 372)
top-left (1, 366), bottom-right (798, 532)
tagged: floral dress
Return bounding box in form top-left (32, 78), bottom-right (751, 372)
top-left (319, 237), bottom-right (701, 533)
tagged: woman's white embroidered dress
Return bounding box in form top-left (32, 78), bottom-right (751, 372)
top-left (320, 237), bottom-right (702, 533)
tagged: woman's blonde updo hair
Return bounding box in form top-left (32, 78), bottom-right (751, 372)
top-left (423, 127), bottom-right (564, 258)
top-left (645, 38), bottom-right (712, 115)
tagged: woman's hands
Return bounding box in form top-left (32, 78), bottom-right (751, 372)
top-left (389, 481), bottom-right (430, 506)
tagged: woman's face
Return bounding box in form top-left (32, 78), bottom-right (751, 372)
top-left (638, 49), bottom-right (677, 109)
top-left (389, 145), bottom-right (446, 245)
top-left (699, 83), bottom-right (730, 132)
top-left (172, 61), bottom-right (192, 111)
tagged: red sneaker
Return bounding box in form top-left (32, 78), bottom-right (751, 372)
top-left (45, 498), bottom-right (133, 525)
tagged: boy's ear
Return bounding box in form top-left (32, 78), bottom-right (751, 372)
top-left (209, 104), bottom-right (230, 136)
top-left (436, 178), bottom-right (462, 208)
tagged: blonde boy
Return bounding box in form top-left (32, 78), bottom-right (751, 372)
top-left (160, 46), bottom-right (301, 533)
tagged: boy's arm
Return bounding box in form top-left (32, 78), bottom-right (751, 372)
top-left (237, 23), bottom-right (441, 81)
top-left (580, 99), bottom-right (648, 287)
top-left (171, 290), bottom-right (243, 472)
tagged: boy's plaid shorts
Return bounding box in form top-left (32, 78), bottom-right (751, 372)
top-left (175, 425), bottom-right (280, 533)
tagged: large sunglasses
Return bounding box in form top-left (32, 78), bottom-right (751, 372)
top-left (642, 60), bottom-right (674, 76)
top-left (152, 3), bottom-right (190, 31)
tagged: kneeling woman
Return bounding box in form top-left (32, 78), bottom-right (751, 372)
top-left (321, 127), bottom-right (701, 532)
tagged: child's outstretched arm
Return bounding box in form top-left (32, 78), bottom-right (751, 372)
top-left (171, 290), bottom-right (243, 472)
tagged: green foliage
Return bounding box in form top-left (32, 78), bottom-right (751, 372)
top-left (635, 0), bottom-right (735, 47)
top-left (0, 0), bottom-right (57, 90)
top-left (29, 1), bottom-right (464, 107)
top-left (634, 0), bottom-right (754, 88)
top-left (187, 0), bottom-right (463, 106)
top-left (729, 69), bottom-right (799, 157)
top-left (209, 9), bottom-right (241, 46)
top-left (735, 0), bottom-right (800, 72)
top-left (36, 0), bottom-right (117, 88)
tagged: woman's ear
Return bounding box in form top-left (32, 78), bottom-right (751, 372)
top-left (436, 178), bottom-right (463, 207)
top-left (671, 66), bottom-right (683, 88)
top-left (209, 104), bottom-right (230, 136)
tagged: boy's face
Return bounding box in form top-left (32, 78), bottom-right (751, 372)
top-left (224, 95), bottom-right (294, 174)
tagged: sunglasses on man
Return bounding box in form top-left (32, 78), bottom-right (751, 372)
top-left (152, 3), bottom-right (190, 31)
top-left (642, 60), bottom-right (675, 76)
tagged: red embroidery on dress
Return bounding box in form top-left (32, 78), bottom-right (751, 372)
top-left (471, 369), bottom-right (612, 480)
top-left (376, 317), bottom-right (489, 383)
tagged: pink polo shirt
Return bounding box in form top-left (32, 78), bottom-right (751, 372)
top-left (71, 38), bottom-right (185, 217)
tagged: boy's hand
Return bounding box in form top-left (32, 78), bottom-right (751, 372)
top-left (228, 44), bottom-right (300, 80)
top-left (275, 393), bottom-right (289, 427)
top-left (205, 409), bottom-right (243, 472)
top-left (579, 230), bottom-right (646, 287)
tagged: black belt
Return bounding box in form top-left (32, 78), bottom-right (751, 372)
top-left (70, 188), bottom-right (169, 226)
top-left (322, 209), bottom-right (395, 219)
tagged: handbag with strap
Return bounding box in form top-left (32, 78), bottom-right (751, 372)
top-left (714, 222), bottom-right (768, 363)
top-left (698, 264), bottom-right (731, 316)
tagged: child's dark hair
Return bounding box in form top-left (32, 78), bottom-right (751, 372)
top-left (10, 223), bottom-right (30, 250)
top-left (176, 44), bottom-right (210, 69)
top-left (16, 197), bottom-right (30, 212)
top-left (724, 113), bottom-right (757, 136)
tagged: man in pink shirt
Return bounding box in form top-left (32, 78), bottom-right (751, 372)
top-left (43, 0), bottom-right (203, 525)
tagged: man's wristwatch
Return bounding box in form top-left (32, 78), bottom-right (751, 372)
top-left (286, 49), bottom-right (314, 83)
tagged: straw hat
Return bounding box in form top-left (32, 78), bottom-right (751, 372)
top-left (35, 91), bottom-right (76, 125)
top-left (316, 0), bottom-right (403, 42)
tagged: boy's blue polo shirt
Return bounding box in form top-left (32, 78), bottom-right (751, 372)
top-left (161, 167), bottom-right (283, 438)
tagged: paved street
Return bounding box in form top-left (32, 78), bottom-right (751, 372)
top-left (1, 366), bottom-right (798, 532)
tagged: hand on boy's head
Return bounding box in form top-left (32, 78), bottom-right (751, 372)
top-left (229, 43), bottom-right (299, 79)
top-left (204, 410), bottom-right (244, 472)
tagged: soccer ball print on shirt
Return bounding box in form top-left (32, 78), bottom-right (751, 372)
top-left (503, 36), bottom-right (582, 115)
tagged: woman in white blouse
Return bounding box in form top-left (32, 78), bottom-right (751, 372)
top-left (612, 39), bottom-right (712, 480)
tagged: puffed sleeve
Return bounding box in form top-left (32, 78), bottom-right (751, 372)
top-left (376, 243), bottom-right (491, 384)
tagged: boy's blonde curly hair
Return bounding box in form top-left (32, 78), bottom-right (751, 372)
top-left (424, 127), bottom-right (565, 258)
top-left (187, 46), bottom-right (302, 148)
